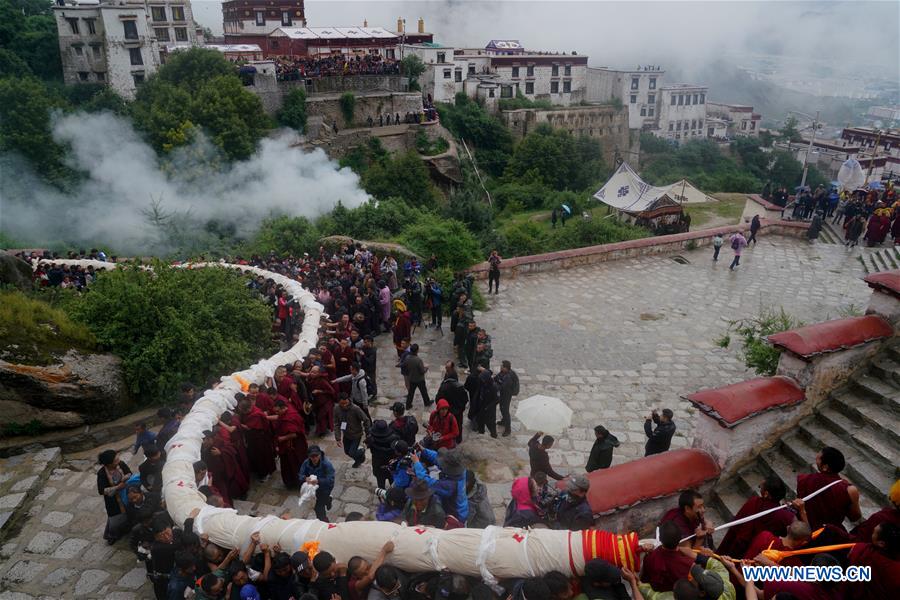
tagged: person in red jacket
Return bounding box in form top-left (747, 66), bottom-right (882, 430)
top-left (427, 399), bottom-right (459, 449)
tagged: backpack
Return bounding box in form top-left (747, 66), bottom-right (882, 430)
top-left (731, 236), bottom-right (741, 250)
top-left (362, 373), bottom-right (377, 399)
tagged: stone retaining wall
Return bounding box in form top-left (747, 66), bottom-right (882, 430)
top-left (467, 220), bottom-right (809, 279)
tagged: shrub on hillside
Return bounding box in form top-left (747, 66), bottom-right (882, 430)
top-left (400, 214), bottom-right (482, 271)
top-left (66, 264), bottom-right (274, 402)
top-left (0, 290), bottom-right (95, 364)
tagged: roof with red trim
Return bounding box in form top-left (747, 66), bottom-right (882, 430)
top-left (767, 315), bottom-right (893, 360)
top-left (685, 376), bottom-right (804, 428)
top-left (864, 270), bottom-right (900, 299)
top-left (583, 448), bottom-right (720, 515)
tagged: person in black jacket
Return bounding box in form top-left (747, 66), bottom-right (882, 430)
top-left (475, 364), bottom-right (499, 438)
top-left (97, 449), bottom-right (132, 544)
top-left (367, 419), bottom-right (398, 489)
top-left (495, 360), bottom-right (520, 437)
top-left (437, 361), bottom-right (469, 443)
top-left (644, 408), bottom-right (676, 456)
top-left (586, 425), bottom-right (620, 471)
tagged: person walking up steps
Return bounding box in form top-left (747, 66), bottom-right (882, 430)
top-left (729, 231), bottom-right (747, 271)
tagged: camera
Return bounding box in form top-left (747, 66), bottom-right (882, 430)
top-left (375, 488), bottom-right (388, 503)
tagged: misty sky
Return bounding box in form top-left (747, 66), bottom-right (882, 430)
top-left (193, 0), bottom-right (899, 79)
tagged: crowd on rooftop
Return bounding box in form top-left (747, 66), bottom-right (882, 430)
top-left (274, 55), bottom-right (400, 82)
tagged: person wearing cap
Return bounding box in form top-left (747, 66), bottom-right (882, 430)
top-left (97, 448), bottom-right (133, 544)
top-left (334, 393), bottom-right (371, 468)
top-left (556, 475), bottom-right (594, 531)
top-left (412, 447), bottom-right (468, 523)
top-left (402, 480), bottom-right (447, 528)
top-left (389, 402), bottom-right (419, 447)
top-left (427, 399), bottom-right (460, 450)
top-left (299, 445), bottom-right (335, 522)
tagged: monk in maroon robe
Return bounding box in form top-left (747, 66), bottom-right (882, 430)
top-left (276, 366), bottom-right (303, 414)
top-left (851, 480), bottom-right (900, 542)
top-left (201, 430), bottom-right (249, 506)
top-left (659, 490), bottom-right (715, 549)
top-left (640, 521), bottom-right (694, 593)
top-left (334, 338), bottom-right (356, 394)
top-left (718, 476), bottom-right (798, 558)
top-left (237, 399), bottom-right (276, 480)
top-left (307, 367), bottom-right (336, 436)
top-left (255, 387), bottom-right (276, 414)
top-left (218, 411), bottom-right (250, 481)
top-left (843, 523), bottom-right (900, 600)
top-left (744, 520), bottom-right (811, 567)
top-left (272, 400), bottom-right (308, 489)
top-left (797, 447), bottom-right (861, 531)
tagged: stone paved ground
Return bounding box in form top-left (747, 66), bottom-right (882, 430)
top-left (0, 235), bottom-right (874, 598)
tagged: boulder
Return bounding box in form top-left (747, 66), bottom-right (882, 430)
top-left (0, 254), bottom-right (32, 290)
top-left (0, 350), bottom-right (132, 430)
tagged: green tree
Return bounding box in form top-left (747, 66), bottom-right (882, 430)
top-left (66, 263), bottom-right (274, 402)
top-left (156, 47), bottom-right (236, 93)
top-left (277, 88), bottom-right (307, 132)
top-left (362, 150), bottom-right (440, 208)
top-left (779, 116), bottom-right (803, 143)
top-left (0, 48), bottom-right (31, 78)
top-left (246, 215), bottom-right (320, 256)
top-left (437, 93), bottom-right (513, 176)
top-left (0, 0), bottom-right (61, 80)
top-left (400, 54), bottom-right (426, 91)
top-left (400, 215), bottom-right (482, 271)
top-left (0, 76), bottom-right (71, 182)
top-left (339, 92), bottom-right (356, 126)
top-left (504, 125), bottom-right (606, 192)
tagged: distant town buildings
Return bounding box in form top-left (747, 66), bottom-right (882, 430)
top-left (706, 102), bottom-right (761, 138)
top-left (775, 126), bottom-right (899, 182)
top-left (866, 106), bottom-right (900, 127)
top-left (53, 0), bottom-right (200, 99)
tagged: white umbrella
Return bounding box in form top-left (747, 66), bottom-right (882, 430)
top-left (515, 394), bottom-right (573, 435)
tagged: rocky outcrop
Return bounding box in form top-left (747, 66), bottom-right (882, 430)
top-left (0, 350), bottom-right (132, 431)
top-left (0, 254), bottom-right (32, 290)
top-left (318, 236), bottom-right (416, 259)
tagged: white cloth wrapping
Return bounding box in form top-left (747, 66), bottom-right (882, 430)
top-left (36, 259), bottom-right (586, 577)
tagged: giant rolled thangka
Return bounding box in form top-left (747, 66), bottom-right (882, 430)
top-left (34, 258), bottom-right (643, 580)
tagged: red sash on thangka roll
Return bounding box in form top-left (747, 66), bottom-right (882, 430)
top-left (581, 530), bottom-right (642, 571)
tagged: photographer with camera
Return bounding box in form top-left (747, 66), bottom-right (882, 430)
top-left (411, 447), bottom-right (468, 526)
top-left (387, 440), bottom-right (416, 490)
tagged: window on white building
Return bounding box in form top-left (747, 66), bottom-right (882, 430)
top-left (631, 77), bottom-right (639, 90)
top-left (256, 12), bottom-right (265, 26)
top-left (525, 81), bottom-right (534, 94)
top-left (172, 6), bottom-right (185, 21)
top-left (78, 71), bottom-right (88, 81)
top-left (700, 93), bottom-right (705, 104)
top-left (133, 73), bottom-right (145, 86)
top-left (92, 46), bottom-right (101, 58)
top-left (686, 95), bottom-right (692, 105)
top-left (693, 94), bottom-right (699, 104)
top-left (552, 64), bottom-right (559, 76)
top-left (95, 71), bottom-right (105, 81)
top-left (526, 65), bottom-right (534, 76)
top-left (750, 121), bottom-right (756, 130)
top-left (85, 19), bottom-right (96, 34)
top-left (640, 107), bottom-right (646, 116)
top-left (443, 69), bottom-right (451, 79)
top-left (155, 27), bottom-right (170, 41)
top-left (123, 20), bottom-right (138, 40)
top-left (670, 95), bottom-right (676, 105)
top-left (691, 119), bottom-right (697, 129)
top-left (677, 95), bottom-right (683, 105)
top-left (151, 7), bottom-right (166, 22)
top-left (668, 122), bottom-right (674, 131)
top-left (676, 121), bottom-right (682, 130)
top-left (630, 94), bottom-right (637, 104)
top-left (511, 66), bottom-right (519, 78)
top-left (436, 52), bottom-right (445, 63)
top-left (73, 46), bottom-right (83, 56)
top-left (501, 86), bottom-right (512, 98)
top-left (488, 88), bottom-right (495, 98)
top-left (648, 107), bottom-right (655, 117)
top-left (647, 93), bottom-right (655, 104)
top-left (174, 27), bottom-right (187, 41)
top-left (562, 80), bottom-right (571, 93)
top-left (742, 121), bottom-right (747, 130)
top-left (698, 120), bottom-right (703, 130)
top-left (66, 18), bottom-right (79, 34)
top-left (129, 47), bottom-right (143, 65)
top-left (649, 77), bottom-right (656, 90)
top-left (551, 81), bottom-right (558, 93)
top-left (455, 70), bottom-right (461, 82)
top-left (282, 11), bottom-right (291, 25)
top-left (564, 64), bottom-right (571, 76)
top-left (468, 64), bottom-right (475, 75)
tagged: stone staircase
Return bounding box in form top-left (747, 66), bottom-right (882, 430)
top-left (711, 343), bottom-right (900, 528)
top-left (818, 221), bottom-right (845, 244)
top-left (0, 447), bottom-right (62, 538)
top-left (858, 246), bottom-right (900, 274)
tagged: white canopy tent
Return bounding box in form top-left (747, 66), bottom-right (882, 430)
top-left (592, 162), bottom-right (716, 217)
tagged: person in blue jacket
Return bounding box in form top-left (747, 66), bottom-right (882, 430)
top-left (298, 445), bottom-right (335, 522)
top-left (411, 447), bottom-right (468, 524)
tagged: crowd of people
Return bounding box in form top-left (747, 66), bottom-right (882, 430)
top-left (22, 243), bottom-right (898, 599)
top-left (274, 55), bottom-right (400, 82)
